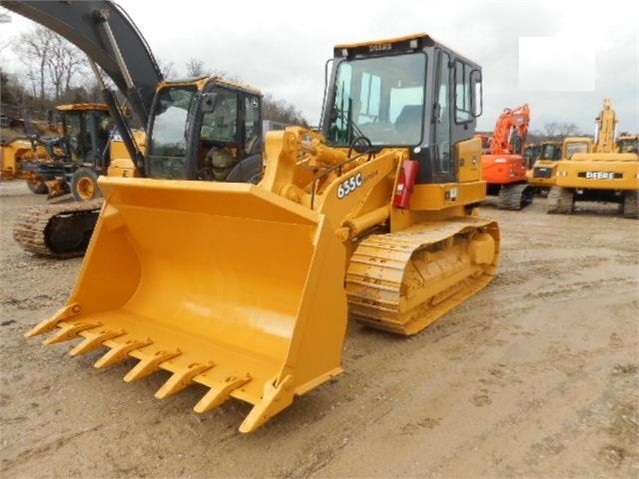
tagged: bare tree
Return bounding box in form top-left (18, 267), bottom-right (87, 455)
top-left (185, 58), bottom-right (211, 77)
top-left (46, 32), bottom-right (88, 100)
top-left (262, 93), bottom-right (308, 126)
top-left (542, 121), bottom-right (582, 140)
top-left (156, 57), bottom-right (175, 80)
top-left (556, 122), bottom-right (581, 137)
top-left (14, 25), bottom-right (88, 103)
top-left (15, 26), bottom-right (53, 102)
top-left (24, 67), bottom-right (39, 99)
top-left (543, 121), bottom-right (560, 139)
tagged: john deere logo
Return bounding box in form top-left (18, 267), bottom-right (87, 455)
top-left (579, 171), bottom-right (622, 180)
top-left (369, 43), bottom-right (392, 52)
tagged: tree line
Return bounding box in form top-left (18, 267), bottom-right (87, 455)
top-left (1, 25), bottom-right (309, 127)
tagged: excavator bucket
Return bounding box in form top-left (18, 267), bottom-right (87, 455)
top-left (26, 177), bottom-right (348, 433)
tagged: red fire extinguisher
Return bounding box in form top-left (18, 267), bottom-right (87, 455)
top-left (394, 159), bottom-right (419, 209)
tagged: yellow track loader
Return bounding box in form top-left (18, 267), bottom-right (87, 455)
top-left (22, 33), bottom-right (500, 432)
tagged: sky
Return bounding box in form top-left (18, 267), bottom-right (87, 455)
top-left (1, 0), bottom-right (638, 134)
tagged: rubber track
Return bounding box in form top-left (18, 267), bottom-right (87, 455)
top-left (13, 200), bottom-right (103, 258)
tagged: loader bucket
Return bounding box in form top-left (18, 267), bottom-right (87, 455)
top-left (26, 177), bottom-right (348, 433)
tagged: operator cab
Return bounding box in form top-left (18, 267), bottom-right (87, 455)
top-left (539, 142), bottom-right (562, 161)
top-left (58, 103), bottom-right (112, 167)
top-left (146, 78), bottom-right (262, 182)
top-left (321, 33), bottom-right (482, 184)
top-left (564, 140), bottom-right (590, 159)
top-left (617, 136), bottom-right (639, 154)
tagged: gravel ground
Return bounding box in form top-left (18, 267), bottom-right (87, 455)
top-left (1, 180), bottom-right (638, 479)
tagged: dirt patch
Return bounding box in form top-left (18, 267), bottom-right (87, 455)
top-left (1, 180), bottom-right (638, 478)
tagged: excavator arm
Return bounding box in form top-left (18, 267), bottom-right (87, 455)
top-left (2, 1), bottom-right (162, 126)
top-left (594, 98), bottom-right (618, 154)
top-left (489, 104), bottom-right (530, 156)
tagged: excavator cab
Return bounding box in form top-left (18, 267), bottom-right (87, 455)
top-left (527, 140), bottom-right (571, 195)
top-left (146, 79), bottom-right (263, 183)
top-left (563, 137), bottom-right (593, 159)
top-left (617, 135), bottom-right (639, 154)
top-left (524, 143), bottom-right (540, 169)
top-left (539, 141), bottom-right (562, 161)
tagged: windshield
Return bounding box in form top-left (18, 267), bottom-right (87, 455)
top-left (565, 141), bottom-right (589, 158)
top-left (541, 143), bottom-right (561, 161)
top-left (64, 113), bottom-right (84, 161)
top-left (327, 53), bottom-right (426, 147)
top-left (148, 85), bottom-right (197, 179)
top-left (618, 138), bottom-right (639, 154)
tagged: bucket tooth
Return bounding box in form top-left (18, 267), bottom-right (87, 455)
top-left (124, 348), bottom-right (182, 383)
top-left (155, 362), bottom-right (213, 400)
top-left (43, 321), bottom-right (100, 345)
top-left (24, 303), bottom-right (81, 338)
top-left (194, 374), bottom-right (251, 414)
top-left (239, 375), bottom-right (295, 434)
top-left (69, 328), bottom-right (126, 356)
top-left (94, 338), bottom-right (152, 369)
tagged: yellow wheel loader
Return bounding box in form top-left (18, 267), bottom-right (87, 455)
top-left (1, 136), bottom-right (58, 194)
top-left (549, 99), bottom-right (639, 218)
top-left (17, 31), bottom-right (500, 432)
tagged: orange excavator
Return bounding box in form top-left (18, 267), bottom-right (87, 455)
top-left (481, 104), bottom-right (533, 209)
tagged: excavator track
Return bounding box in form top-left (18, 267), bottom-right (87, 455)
top-left (13, 200), bottom-right (103, 258)
top-left (497, 183), bottom-right (533, 210)
top-left (623, 190), bottom-right (639, 219)
top-left (345, 218), bottom-right (499, 335)
top-left (546, 186), bottom-right (575, 215)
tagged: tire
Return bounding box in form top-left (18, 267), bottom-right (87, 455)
top-left (71, 167), bottom-right (101, 202)
top-left (26, 177), bottom-right (48, 195)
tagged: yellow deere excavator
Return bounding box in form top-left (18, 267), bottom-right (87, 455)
top-left (14, 30), bottom-right (500, 432)
top-left (5, 1), bottom-right (264, 258)
top-left (548, 99), bottom-right (639, 217)
top-left (526, 137), bottom-right (593, 195)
